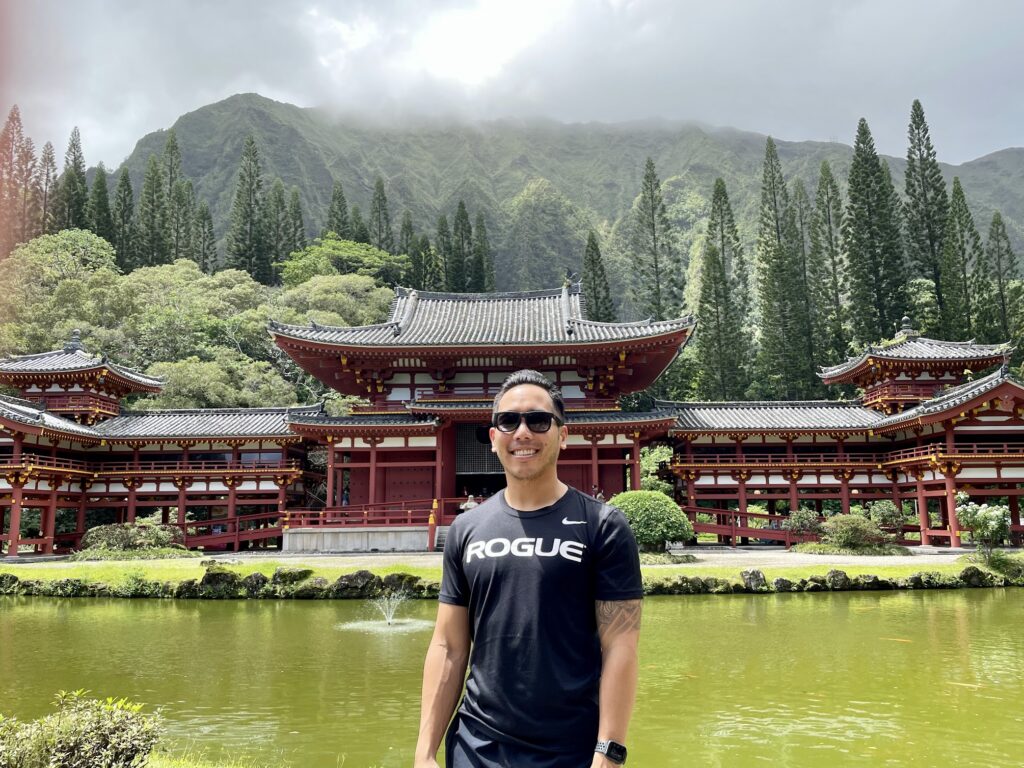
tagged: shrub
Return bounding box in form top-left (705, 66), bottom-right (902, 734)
top-left (955, 493), bottom-right (1011, 560)
top-left (80, 523), bottom-right (184, 551)
top-left (781, 507), bottom-right (823, 536)
top-left (609, 490), bottom-right (694, 552)
top-left (820, 514), bottom-right (892, 550)
top-left (68, 546), bottom-right (198, 562)
top-left (865, 500), bottom-right (907, 530)
top-left (0, 690), bottom-right (161, 767)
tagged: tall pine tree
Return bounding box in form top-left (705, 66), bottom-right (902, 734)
top-left (694, 178), bottom-right (750, 398)
top-left (163, 130), bottom-right (192, 261)
top-left (349, 204), bottom-right (370, 244)
top-left (13, 134), bottom-right (37, 247)
top-left (37, 141), bottom-right (58, 235)
top-left (632, 157), bottom-right (680, 320)
top-left (582, 230), bottom-right (615, 322)
top-left (471, 211), bottom-right (496, 292)
top-left (190, 200), bottom-right (217, 273)
top-left (904, 99), bottom-right (949, 321)
top-left (368, 176), bottom-right (394, 253)
top-left (56, 126), bottom-right (88, 230)
top-left (87, 162), bottom-right (114, 243)
top-left (436, 214), bottom-right (453, 290)
top-left (136, 154), bottom-right (169, 267)
top-left (844, 119), bottom-right (907, 344)
top-left (111, 167), bottom-right (136, 271)
top-left (286, 187), bottom-right (306, 255)
top-left (325, 181), bottom-right (351, 238)
top-left (936, 177), bottom-right (986, 340)
top-left (807, 161), bottom-right (848, 365)
top-left (264, 178), bottom-right (289, 283)
top-left (225, 135), bottom-right (270, 283)
top-left (450, 201), bottom-right (472, 292)
top-left (753, 138), bottom-right (811, 399)
top-left (419, 234), bottom-right (444, 291)
top-left (983, 211), bottom-right (1019, 342)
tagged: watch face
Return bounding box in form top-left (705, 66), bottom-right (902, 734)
top-left (597, 741), bottom-right (627, 763)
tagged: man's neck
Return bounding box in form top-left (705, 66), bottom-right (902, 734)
top-left (503, 477), bottom-right (569, 512)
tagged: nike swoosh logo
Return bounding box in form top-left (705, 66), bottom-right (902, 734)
top-left (562, 518), bottom-right (587, 525)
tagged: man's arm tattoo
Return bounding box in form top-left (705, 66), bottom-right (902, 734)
top-left (595, 599), bottom-right (642, 642)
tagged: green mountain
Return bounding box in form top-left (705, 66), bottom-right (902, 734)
top-left (119, 93), bottom-right (1024, 306)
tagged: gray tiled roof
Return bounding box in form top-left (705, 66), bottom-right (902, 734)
top-left (0, 394), bottom-right (100, 439)
top-left (269, 284), bottom-right (694, 347)
top-left (874, 367), bottom-right (1023, 429)
top-left (403, 400), bottom-right (675, 426)
top-left (286, 412), bottom-right (439, 428)
top-left (661, 400), bottom-right (882, 432)
top-left (94, 405), bottom-right (323, 439)
top-left (820, 334), bottom-right (1011, 380)
top-left (0, 347), bottom-right (163, 389)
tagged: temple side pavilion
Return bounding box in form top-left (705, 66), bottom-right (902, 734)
top-left (664, 319), bottom-right (1022, 547)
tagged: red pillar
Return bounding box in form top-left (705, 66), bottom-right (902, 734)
top-left (368, 439), bottom-right (378, 505)
top-left (41, 483), bottom-right (58, 554)
top-left (126, 481), bottom-right (138, 524)
top-left (177, 482), bottom-right (188, 525)
top-left (76, 484), bottom-right (88, 539)
top-left (944, 473), bottom-right (961, 548)
top-left (326, 442), bottom-right (336, 508)
top-left (916, 475), bottom-right (931, 546)
top-left (589, 438), bottom-right (599, 490)
top-left (630, 440), bottom-right (641, 491)
top-left (6, 482), bottom-right (23, 557)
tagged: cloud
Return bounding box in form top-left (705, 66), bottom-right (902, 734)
top-left (1, 0), bottom-right (1021, 166)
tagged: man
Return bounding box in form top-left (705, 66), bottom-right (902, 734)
top-left (414, 370), bottom-right (642, 768)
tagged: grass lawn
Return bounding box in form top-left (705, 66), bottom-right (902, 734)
top-left (0, 556), bottom-right (1000, 591)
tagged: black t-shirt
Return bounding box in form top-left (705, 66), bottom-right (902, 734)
top-left (439, 487), bottom-right (643, 754)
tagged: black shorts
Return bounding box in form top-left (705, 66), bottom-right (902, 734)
top-left (445, 714), bottom-right (593, 768)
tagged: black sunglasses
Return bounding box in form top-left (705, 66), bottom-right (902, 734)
top-left (492, 410), bottom-right (563, 433)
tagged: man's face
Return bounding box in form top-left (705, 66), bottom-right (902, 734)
top-left (489, 384), bottom-right (568, 484)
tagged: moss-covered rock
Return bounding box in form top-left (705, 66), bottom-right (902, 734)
top-left (173, 579), bottom-right (201, 599)
top-left (741, 569), bottom-right (769, 593)
top-left (199, 566), bottom-right (243, 599)
top-left (271, 566), bottom-right (314, 586)
top-left (825, 570), bottom-right (851, 591)
top-left (241, 572), bottom-right (269, 598)
top-left (383, 572), bottom-right (423, 595)
top-left (0, 572), bottom-right (20, 595)
top-left (330, 570), bottom-right (383, 599)
top-left (772, 577), bottom-right (797, 592)
top-left (959, 565), bottom-right (994, 588)
top-left (46, 578), bottom-right (91, 598)
top-left (291, 576), bottom-right (330, 599)
top-left (702, 577), bottom-right (734, 594)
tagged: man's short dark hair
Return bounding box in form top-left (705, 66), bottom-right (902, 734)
top-left (492, 369), bottom-right (566, 424)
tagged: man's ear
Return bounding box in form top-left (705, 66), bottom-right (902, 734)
top-left (489, 426), bottom-right (497, 452)
top-left (559, 424), bottom-right (568, 450)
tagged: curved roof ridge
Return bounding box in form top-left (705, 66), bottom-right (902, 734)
top-left (658, 398), bottom-right (862, 408)
top-left (395, 285), bottom-right (577, 301)
top-left (269, 317), bottom-right (400, 335)
top-left (0, 392), bottom-right (46, 411)
top-left (571, 314), bottom-right (695, 329)
top-left (117, 404), bottom-right (320, 417)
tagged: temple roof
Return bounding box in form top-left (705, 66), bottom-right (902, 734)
top-left (285, 412), bottom-right (440, 429)
top-left (0, 331), bottom-right (163, 391)
top-left (0, 394), bottom-right (101, 439)
top-left (819, 319), bottom-right (1011, 383)
top-left (269, 284), bottom-right (694, 348)
top-left (93, 405), bottom-right (323, 440)
top-left (874, 366), bottom-right (1024, 431)
top-left (662, 399), bottom-right (882, 433)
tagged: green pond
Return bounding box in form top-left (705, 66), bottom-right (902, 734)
top-left (1, 590), bottom-right (1022, 767)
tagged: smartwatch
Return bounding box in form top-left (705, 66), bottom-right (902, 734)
top-left (595, 740), bottom-right (627, 764)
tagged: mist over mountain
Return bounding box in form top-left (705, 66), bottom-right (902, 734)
top-left (118, 93), bottom-right (1024, 307)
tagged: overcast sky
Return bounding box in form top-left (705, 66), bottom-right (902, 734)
top-left (2, 0), bottom-right (1021, 168)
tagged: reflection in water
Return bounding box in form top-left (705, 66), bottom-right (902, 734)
top-left (2, 591), bottom-right (1023, 767)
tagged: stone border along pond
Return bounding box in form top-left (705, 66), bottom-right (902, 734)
top-left (0, 563), bottom-right (1019, 599)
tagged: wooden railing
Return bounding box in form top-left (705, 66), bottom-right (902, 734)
top-left (168, 510), bottom-right (285, 549)
top-left (683, 505), bottom-right (821, 549)
top-left (0, 453), bottom-right (299, 474)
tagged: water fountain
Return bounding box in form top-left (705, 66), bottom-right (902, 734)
top-left (371, 590), bottom-right (409, 626)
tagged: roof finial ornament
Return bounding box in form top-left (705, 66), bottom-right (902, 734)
top-left (65, 329), bottom-right (85, 353)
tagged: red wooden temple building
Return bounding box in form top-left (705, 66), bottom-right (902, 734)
top-left (2, 290), bottom-right (1021, 555)
top-left (663, 317), bottom-right (1023, 547)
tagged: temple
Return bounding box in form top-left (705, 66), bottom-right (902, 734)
top-left (2, 287), bottom-right (1022, 556)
